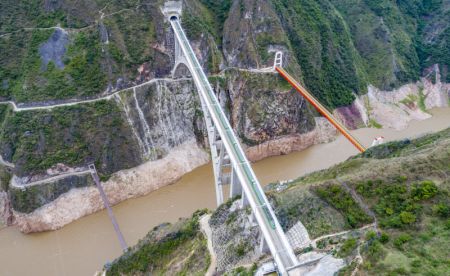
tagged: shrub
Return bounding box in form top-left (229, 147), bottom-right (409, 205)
top-left (230, 264), bottom-right (258, 276)
top-left (226, 212), bottom-right (238, 225)
top-left (432, 203), bottom-right (449, 218)
top-left (365, 240), bottom-right (385, 262)
top-left (379, 233), bottom-right (389, 244)
top-left (317, 239), bottom-right (327, 249)
top-left (391, 267), bottom-right (408, 275)
top-left (445, 219), bottom-right (450, 230)
top-left (234, 241), bottom-right (250, 257)
top-left (366, 230), bottom-right (377, 241)
top-left (315, 184), bottom-right (373, 228)
top-left (411, 259), bottom-right (421, 268)
top-left (400, 211), bottom-right (416, 224)
top-left (411, 181), bottom-right (438, 201)
top-left (394, 233), bottom-right (412, 249)
top-left (106, 213), bottom-right (205, 275)
top-left (338, 238), bottom-right (358, 257)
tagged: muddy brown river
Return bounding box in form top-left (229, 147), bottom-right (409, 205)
top-left (0, 108), bottom-right (449, 276)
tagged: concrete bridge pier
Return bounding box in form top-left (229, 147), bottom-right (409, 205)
top-left (260, 235), bottom-right (270, 254)
top-left (229, 168), bottom-right (242, 198)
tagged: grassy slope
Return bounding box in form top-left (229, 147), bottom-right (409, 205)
top-left (271, 128), bottom-right (450, 275)
top-left (108, 128), bottom-right (449, 275)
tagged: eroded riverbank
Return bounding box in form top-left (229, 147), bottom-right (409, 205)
top-left (0, 108), bottom-right (449, 276)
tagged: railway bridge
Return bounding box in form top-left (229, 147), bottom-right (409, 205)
top-left (161, 1), bottom-right (366, 274)
top-left (162, 2), bottom-right (300, 275)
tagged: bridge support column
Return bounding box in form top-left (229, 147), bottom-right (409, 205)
top-left (199, 95), bottom-right (236, 206)
top-left (259, 235), bottom-right (270, 254)
top-left (248, 212), bottom-right (256, 225)
top-left (241, 191), bottom-right (249, 208)
top-left (229, 167), bottom-right (242, 198)
top-left (273, 51), bottom-right (283, 69)
top-left (172, 34), bottom-right (190, 78)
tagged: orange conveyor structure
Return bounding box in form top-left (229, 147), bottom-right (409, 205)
top-left (276, 66), bottom-right (367, 153)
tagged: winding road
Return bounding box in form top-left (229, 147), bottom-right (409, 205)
top-left (0, 66), bottom-right (275, 113)
top-left (0, 77), bottom-right (191, 112)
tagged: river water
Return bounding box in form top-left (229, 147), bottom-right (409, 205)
top-left (0, 108), bottom-right (449, 276)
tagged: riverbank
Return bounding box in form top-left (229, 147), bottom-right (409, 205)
top-left (11, 139), bottom-right (209, 233)
top-left (2, 69), bottom-right (448, 232)
top-left (0, 108), bottom-right (448, 276)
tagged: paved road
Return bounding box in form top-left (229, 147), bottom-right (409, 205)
top-left (10, 170), bottom-right (91, 189)
top-left (0, 155), bottom-right (14, 168)
top-left (0, 77), bottom-right (191, 112)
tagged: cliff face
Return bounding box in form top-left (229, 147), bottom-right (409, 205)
top-left (0, 0), bottom-right (449, 232)
top-left (335, 67), bottom-right (450, 130)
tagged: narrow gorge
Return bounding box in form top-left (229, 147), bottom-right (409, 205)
top-left (1, 0), bottom-right (450, 234)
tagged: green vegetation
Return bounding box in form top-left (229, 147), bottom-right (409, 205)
top-left (0, 104), bottom-right (10, 124)
top-left (361, 216), bottom-right (450, 275)
top-left (1, 28), bottom-right (107, 102)
top-left (360, 128), bottom-right (450, 159)
top-left (417, 88), bottom-right (427, 112)
top-left (400, 94), bottom-right (419, 107)
top-left (106, 210), bottom-right (210, 276)
top-left (355, 178), bottom-right (440, 229)
top-left (361, 238), bottom-right (386, 272)
top-left (337, 238), bottom-right (358, 258)
top-left (10, 174), bottom-right (94, 213)
top-left (0, 166), bottom-right (11, 192)
top-left (106, 127), bottom-right (450, 274)
top-left (393, 233), bottom-right (412, 250)
top-left (0, 1), bottom-right (169, 103)
top-left (272, 128), bottom-right (450, 275)
top-left (368, 118), bottom-right (383, 129)
top-left (315, 184), bottom-right (373, 228)
top-left (337, 259), bottom-right (359, 276)
top-left (1, 0), bottom-right (449, 107)
top-left (272, 187), bottom-right (348, 238)
top-left (198, 0), bottom-right (232, 45)
top-left (180, 5), bottom-right (224, 73)
top-left (269, 0), bottom-right (450, 108)
top-left (271, 0), bottom-right (364, 108)
top-left (104, 8), bottom-right (159, 78)
top-left (0, 100), bottom-right (140, 177)
top-left (0, 0), bottom-right (88, 33)
top-left (398, 90), bottom-right (427, 112)
top-left (226, 264), bottom-right (258, 276)
top-left (232, 240), bottom-right (251, 257)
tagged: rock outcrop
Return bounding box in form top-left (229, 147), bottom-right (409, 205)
top-left (0, 191), bottom-right (13, 226)
top-left (12, 139), bottom-right (208, 233)
top-left (334, 67), bottom-right (449, 131)
top-left (245, 118), bottom-right (336, 162)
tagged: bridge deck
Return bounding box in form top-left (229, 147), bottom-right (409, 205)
top-left (170, 18), bottom-right (298, 274)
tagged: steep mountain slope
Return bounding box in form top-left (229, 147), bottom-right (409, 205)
top-left (0, 0), bottom-right (449, 231)
top-left (1, 0), bottom-right (449, 103)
